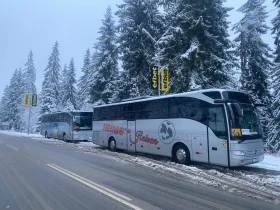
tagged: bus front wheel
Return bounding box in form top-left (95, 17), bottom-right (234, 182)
top-left (108, 138), bottom-right (116, 152)
top-left (45, 131), bottom-right (49, 139)
top-left (173, 144), bottom-right (191, 165)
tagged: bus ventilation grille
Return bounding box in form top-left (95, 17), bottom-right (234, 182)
top-left (92, 131), bottom-right (99, 144)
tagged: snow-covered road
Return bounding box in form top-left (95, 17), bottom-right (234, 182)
top-left (1, 130), bottom-right (280, 205)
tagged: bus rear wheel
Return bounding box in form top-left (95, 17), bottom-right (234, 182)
top-left (173, 144), bottom-right (191, 165)
top-left (108, 138), bottom-right (116, 152)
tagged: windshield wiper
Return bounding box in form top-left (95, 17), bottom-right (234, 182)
top-left (238, 139), bottom-right (246, 144)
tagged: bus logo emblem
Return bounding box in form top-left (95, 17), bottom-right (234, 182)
top-left (158, 120), bottom-right (176, 144)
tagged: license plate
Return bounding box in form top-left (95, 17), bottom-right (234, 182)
top-left (252, 158), bottom-right (258, 163)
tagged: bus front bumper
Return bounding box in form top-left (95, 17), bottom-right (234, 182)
top-left (73, 134), bottom-right (92, 141)
top-left (230, 153), bottom-right (264, 167)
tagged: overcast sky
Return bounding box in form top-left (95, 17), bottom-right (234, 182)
top-left (0, 0), bottom-right (278, 98)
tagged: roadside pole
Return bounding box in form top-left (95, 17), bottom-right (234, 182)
top-left (28, 105), bottom-right (31, 135)
top-left (24, 93), bottom-right (37, 135)
top-left (8, 108), bottom-right (11, 131)
top-left (158, 65), bottom-right (161, 96)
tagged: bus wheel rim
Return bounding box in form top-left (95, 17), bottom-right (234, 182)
top-left (110, 140), bottom-right (115, 149)
top-left (176, 148), bottom-right (186, 162)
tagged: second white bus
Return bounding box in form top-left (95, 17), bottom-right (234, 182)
top-left (41, 111), bottom-right (93, 142)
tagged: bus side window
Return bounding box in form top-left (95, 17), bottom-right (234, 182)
top-left (200, 101), bottom-right (209, 125)
top-left (58, 113), bottom-right (62, 122)
top-left (142, 99), bottom-right (168, 119)
top-left (134, 102), bottom-right (143, 120)
top-left (108, 105), bottom-right (121, 120)
top-left (100, 107), bottom-right (108, 120)
top-left (123, 103), bottom-right (135, 120)
top-left (93, 108), bottom-right (99, 121)
top-left (140, 101), bottom-right (148, 119)
top-left (208, 106), bottom-right (227, 139)
top-left (169, 98), bottom-right (179, 118)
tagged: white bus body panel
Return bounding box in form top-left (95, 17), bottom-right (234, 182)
top-left (93, 119), bottom-right (221, 164)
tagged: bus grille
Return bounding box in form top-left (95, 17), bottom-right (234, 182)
top-left (92, 131), bottom-right (99, 145)
top-left (245, 149), bottom-right (264, 157)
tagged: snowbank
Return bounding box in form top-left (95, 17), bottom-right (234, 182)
top-left (0, 130), bottom-right (41, 138)
top-left (250, 154), bottom-right (280, 172)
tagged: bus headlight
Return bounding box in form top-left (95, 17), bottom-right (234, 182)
top-left (232, 150), bottom-right (245, 156)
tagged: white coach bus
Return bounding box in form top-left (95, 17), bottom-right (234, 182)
top-left (92, 89), bottom-right (266, 167)
top-left (41, 111), bottom-right (93, 142)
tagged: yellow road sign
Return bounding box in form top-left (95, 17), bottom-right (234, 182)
top-left (161, 67), bottom-right (169, 92)
top-left (151, 66), bottom-right (158, 90)
top-left (23, 93), bottom-right (30, 106)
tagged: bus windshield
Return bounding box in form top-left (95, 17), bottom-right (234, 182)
top-left (73, 113), bottom-right (92, 130)
top-left (223, 91), bottom-right (262, 140)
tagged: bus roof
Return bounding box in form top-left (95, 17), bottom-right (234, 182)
top-left (41, 111), bottom-right (93, 115)
top-left (94, 88), bottom-right (244, 108)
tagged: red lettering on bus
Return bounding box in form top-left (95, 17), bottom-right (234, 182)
top-left (102, 123), bottom-right (126, 136)
top-left (130, 131), bottom-right (158, 145)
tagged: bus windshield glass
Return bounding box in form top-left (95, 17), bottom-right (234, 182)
top-left (73, 112), bottom-right (92, 130)
top-left (223, 91), bottom-right (261, 139)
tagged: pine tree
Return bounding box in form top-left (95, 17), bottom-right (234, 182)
top-left (8, 69), bottom-right (19, 130)
top-left (116, 0), bottom-right (164, 97)
top-left (91, 6), bottom-right (119, 105)
top-left (7, 69), bottom-right (25, 130)
top-left (233, 0), bottom-right (272, 104)
top-left (0, 85), bottom-right (11, 125)
top-left (267, 0), bottom-right (280, 152)
top-left (233, 0), bottom-right (272, 143)
top-left (23, 51), bottom-right (37, 94)
top-left (41, 41), bottom-right (61, 114)
top-left (15, 69), bottom-right (26, 131)
top-left (60, 63), bottom-right (68, 109)
top-left (109, 70), bottom-right (130, 103)
top-left (62, 58), bottom-right (77, 111)
top-left (159, 0), bottom-right (236, 93)
top-left (77, 49), bottom-right (92, 110)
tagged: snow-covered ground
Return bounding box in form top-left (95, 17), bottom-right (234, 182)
top-left (2, 130), bottom-right (279, 172)
top-left (1, 130), bottom-right (280, 205)
top-left (250, 154), bottom-right (280, 172)
top-left (0, 130), bottom-right (42, 138)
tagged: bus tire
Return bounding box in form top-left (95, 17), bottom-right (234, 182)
top-left (63, 133), bottom-right (67, 142)
top-left (108, 137), bottom-right (116, 152)
top-left (173, 144), bottom-right (191, 165)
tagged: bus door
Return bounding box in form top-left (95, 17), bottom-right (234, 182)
top-left (208, 105), bottom-right (229, 166)
top-left (52, 122), bottom-right (59, 138)
top-left (127, 121), bottom-right (136, 152)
